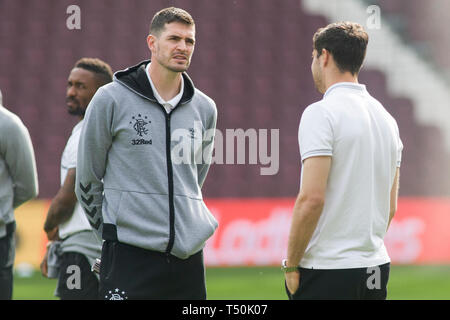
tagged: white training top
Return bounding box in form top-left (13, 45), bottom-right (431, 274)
top-left (298, 82), bottom-right (403, 269)
top-left (146, 62), bottom-right (184, 114)
top-left (58, 120), bottom-right (93, 239)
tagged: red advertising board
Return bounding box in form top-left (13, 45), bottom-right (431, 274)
top-left (203, 198), bottom-right (450, 266)
top-left (13, 198), bottom-right (450, 269)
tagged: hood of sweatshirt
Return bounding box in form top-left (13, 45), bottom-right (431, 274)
top-left (113, 60), bottom-right (195, 106)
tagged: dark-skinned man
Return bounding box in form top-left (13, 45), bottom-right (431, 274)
top-left (40, 58), bottom-right (113, 300)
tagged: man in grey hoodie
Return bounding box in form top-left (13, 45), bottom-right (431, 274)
top-left (0, 89), bottom-right (39, 299)
top-left (76, 7), bottom-right (217, 299)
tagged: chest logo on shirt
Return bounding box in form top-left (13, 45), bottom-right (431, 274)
top-left (130, 114), bottom-right (150, 136)
top-left (129, 114), bottom-right (152, 145)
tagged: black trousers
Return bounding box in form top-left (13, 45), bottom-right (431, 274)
top-left (56, 252), bottom-right (99, 300)
top-left (0, 223), bottom-right (15, 300)
top-left (286, 263), bottom-right (390, 300)
top-left (99, 241), bottom-right (206, 300)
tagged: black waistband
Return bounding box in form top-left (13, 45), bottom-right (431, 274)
top-left (102, 226), bottom-right (203, 262)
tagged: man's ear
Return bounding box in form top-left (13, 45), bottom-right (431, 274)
top-left (147, 34), bottom-right (157, 53)
top-left (320, 48), bottom-right (330, 68)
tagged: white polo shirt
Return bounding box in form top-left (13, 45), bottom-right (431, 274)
top-left (298, 82), bottom-right (403, 269)
top-left (58, 120), bottom-right (93, 239)
top-left (146, 63), bottom-right (184, 113)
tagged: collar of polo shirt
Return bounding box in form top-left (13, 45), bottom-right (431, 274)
top-left (146, 62), bottom-right (184, 113)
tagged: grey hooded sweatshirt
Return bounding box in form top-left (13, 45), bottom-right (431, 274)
top-left (0, 102), bottom-right (39, 238)
top-left (75, 60), bottom-right (218, 259)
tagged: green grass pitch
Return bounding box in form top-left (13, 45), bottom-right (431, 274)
top-left (12, 265), bottom-right (450, 300)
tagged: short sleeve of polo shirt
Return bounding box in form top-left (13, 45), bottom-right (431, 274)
top-left (298, 104), bottom-right (333, 162)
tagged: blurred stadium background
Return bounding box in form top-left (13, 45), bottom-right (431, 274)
top-left (1, 0), bottom-right (449, 299)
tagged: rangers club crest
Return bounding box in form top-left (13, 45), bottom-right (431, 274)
top-left (105, 288), bottom-right (128, 300)
top-left (130, 114), bottom-right (150, 137)
top-left (129, 114), bottom-right (152, 145)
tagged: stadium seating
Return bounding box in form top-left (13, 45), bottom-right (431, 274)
top-left (0, 0), bottom-right (448, 198)
top-left (374, 0), bottom-right (450, 76)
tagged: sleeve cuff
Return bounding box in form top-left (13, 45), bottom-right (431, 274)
top-left (301, 149), bottom-right (333, 162)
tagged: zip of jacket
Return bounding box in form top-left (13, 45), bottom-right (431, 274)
top-left (156, 100), bottom-right (186, 256)
top-left (163, 108), bottom-right (175, 255)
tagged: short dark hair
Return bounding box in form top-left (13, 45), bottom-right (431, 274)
top-left (74, 57), bottom-right (113, 86)
top-left (150, 7), bottom-right (194, 36)
top-left (313, 22), bottom-right (369, 75)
